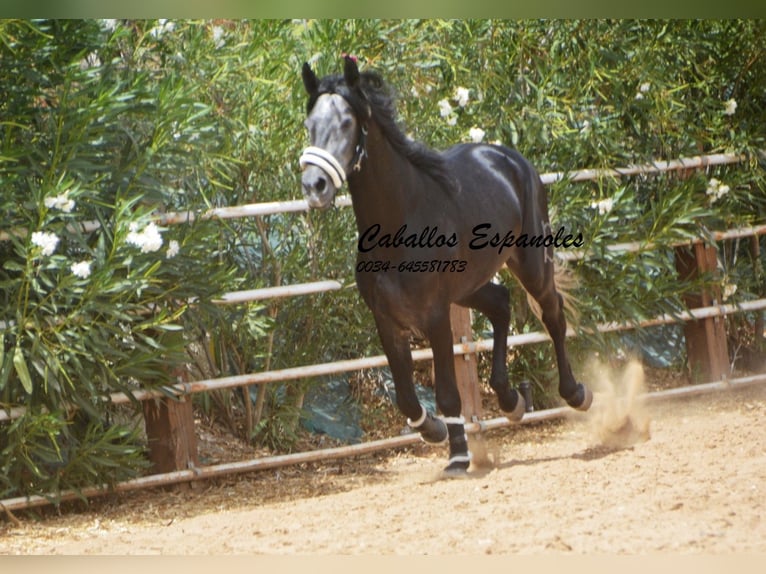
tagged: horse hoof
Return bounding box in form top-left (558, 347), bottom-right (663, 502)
top-left (419, 413), bottom-right (448, 444)
top-left (566, 383), bottom-right (593, 411)
top-left (505, 389), bottom-right (525, 422)
top-left (442, 457), bottom-right (470, 476)
top-left (498, 387), bottom-right (524, 418)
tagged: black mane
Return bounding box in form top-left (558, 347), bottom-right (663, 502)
top-left (308, 70), bottom-right (458, 193)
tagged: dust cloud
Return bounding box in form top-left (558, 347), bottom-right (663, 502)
top-left (583, 358), bottom-right (652, 449)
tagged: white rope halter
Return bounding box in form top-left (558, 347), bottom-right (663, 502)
top-left (299, 146), bottom-right (347, 189)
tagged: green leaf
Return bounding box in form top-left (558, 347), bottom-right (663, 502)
top-left (13, 345), bottom-right (33, 394)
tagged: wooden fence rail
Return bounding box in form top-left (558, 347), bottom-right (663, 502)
top-left (1, 151), bottom-right (764, 493)
top-left (2, 371), bottom-right (765, 513)
top-left (2, 278), bottom-right (766, 425)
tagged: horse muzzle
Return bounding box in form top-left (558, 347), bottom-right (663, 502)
top-left (300, 146), bottom-right (346, 210)
top-left (301, 169), bottom-right (337, 210)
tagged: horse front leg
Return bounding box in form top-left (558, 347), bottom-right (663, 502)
top-left (426, 309), bottom-right (471, 474)
top-left (373, 314), bottom-right (447, 445)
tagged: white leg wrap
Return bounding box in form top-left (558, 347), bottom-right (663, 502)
top-left (439, 415), bottom-right (465, 426)
top-left (448, 452), bottom-right (473, 465)
top-left (407, 405), bottom-right (427, 429)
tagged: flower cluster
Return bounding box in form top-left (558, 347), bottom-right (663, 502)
top-left (70, 260), bottom-right (92, 279)
top-left (31, 231), bottom-right (60, 256)
top-left (166, 240), bottom-right (180, 259)
top-left (590, 197), bottom-right (615, 215)
top-left (100, 19), bottom-right (118, 32)
top-left (706, 178), bottom-right (730, 204)
top-left (438, 99), bottom-right (457, 126)
top-left (468, 127), bottom-right (485, 143)
top-left (27, 211), bottom-right (178, 284)
top-left (32, 192), bottom-right (93, 280)
top-left (723, 98), bottom-right (737, 116)
top-left (126, 222), bottom-right (164, 253)
top-left (149, 19), bottom-right (175, 39)
top-left (211, 25), bottom-right (226, 49)
top-left (455, 87), bottom-right (470, 108)
top-left (635, 82), bottom-right (651, 100)
top-left (437, 86), bottom-right (472, 127)
top-left (44, 191), bottom-right (75, 213)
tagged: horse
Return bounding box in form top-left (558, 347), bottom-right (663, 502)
top-left (299, 56), bottom-right (592, 473)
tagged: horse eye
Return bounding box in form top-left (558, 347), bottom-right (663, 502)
top-left (340, 118), bottom-right (354, 132)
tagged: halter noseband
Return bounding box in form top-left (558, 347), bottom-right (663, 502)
top-left (299, 146), bottom-right (347, 188)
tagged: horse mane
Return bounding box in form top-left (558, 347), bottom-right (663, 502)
top-left (309, 70), bottom-right (459, 193)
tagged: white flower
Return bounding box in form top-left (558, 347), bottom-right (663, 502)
top-left (706, 178), bottom-right (730, 203)
top-left (634, 83), bottom-right (651, 100)
top-left (212, 26), bottom-right (225, 49)
top-left (166, 240), bottom-right (180, 259)
top-left (126, 222), bottom-right (163, 253)
top-left (44, 191), bottom-right (75, 213)
top-left (79, 51), bottom-right (101, 70)
top-left (469, 127), bottom-right (485, 143)
top-left (31, 231), bottom-right (60, 256)
top-left (580, 120), bottom-right (591, 134)
top-left (590, 198), bottom-right (614, 216)
top-left (438, 98), bottom-right (453, 118)
top-left (101, 19), bottom-right (118, 31)
top-left (724, 98), bottom-right (737, 116)
top-left (446, 115), bottom-right (457, 126)
top-left (71, 260), bottom-right (92, 279)
top-left (455, 86), bottom-right (470, 108)
top-left (722, 281), bottom-right (737, 301)
top-left (149, 19), bottom-right (175, 39)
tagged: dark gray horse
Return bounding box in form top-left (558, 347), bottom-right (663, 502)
top-left (300, 57), bottom-right (592, 473)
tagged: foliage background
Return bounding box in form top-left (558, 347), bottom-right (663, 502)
top-left (1, 19), bottom-right (764, 500)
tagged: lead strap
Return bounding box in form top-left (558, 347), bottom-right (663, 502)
top-left (299, 146), bottom-right (347, 189)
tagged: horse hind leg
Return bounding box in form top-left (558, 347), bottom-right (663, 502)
top-left (457, 283), bottom-right (525, 421)
top-left (507, 254), bottom-right (592, 411)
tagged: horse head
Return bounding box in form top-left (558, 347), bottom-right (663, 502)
top-left (300, 57), bottom-right (368, 210)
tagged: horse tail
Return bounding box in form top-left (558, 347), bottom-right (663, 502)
top-left (525, 256), bottom-right (581, 329)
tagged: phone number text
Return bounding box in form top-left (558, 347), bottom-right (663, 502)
top-left (356, 260), bottom-right (467, 273)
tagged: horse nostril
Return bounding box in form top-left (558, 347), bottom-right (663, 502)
top-left (315, 177), bottom-right (326, 193)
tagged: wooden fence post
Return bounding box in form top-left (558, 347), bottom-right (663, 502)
top-left (142, 359), bottom-right (199, 479)
top-left (450, 305), bottom-right (482, 421)
top-left (143, 395), bottom-right (199, 476)
top-left (674, 243), bottom-right (730, 383)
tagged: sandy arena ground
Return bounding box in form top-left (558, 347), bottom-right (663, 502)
top-left (1, 367), bottom-right (764, 555)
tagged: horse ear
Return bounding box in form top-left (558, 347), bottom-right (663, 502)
top-left (302, 62), bottom-right (319, 95)
top-left (343, 55), bottom-right (360, 88)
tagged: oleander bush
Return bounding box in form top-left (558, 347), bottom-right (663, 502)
top-left (1, 19), bottom-right (764, 500)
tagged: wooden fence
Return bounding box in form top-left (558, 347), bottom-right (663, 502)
top-left (1, 151), bottom-right (765, 509)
